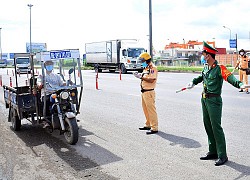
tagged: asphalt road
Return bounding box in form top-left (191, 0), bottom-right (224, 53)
top-left (0, 68), bottom-right (250, 179)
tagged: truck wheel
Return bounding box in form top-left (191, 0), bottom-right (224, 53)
top-left (64, 117), bottom-right (79, 145)
top-left (9, 107), bottom-right (21, 131)
top-left (120, 64), bottom-right (127, 74)
top-left (94, 67), bottom-right (102, 73)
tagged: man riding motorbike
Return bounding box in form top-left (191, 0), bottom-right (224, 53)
top-left (37, 60), bottom-right (66, 127)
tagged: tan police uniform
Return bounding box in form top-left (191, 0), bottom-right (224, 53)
top-left (141, 63), bottom-right (158, 131)
top-left (236, 55), bottom-right (248, 92)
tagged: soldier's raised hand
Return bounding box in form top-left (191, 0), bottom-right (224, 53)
top-left (186, 82), bottom-right (195, 89)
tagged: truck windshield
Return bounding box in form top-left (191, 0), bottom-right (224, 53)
top-left (16, 58), bottom-right (30, 64)
top-left (127, 48), bottom-right (145, 58)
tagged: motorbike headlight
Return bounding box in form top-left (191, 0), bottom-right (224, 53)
top-left (60, 91), bottom-right (69, 100)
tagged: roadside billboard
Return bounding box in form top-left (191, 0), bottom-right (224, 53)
top-left (26, 43), bottom-right (47, 53)
top-left (0, 53), bottom-right (8, 60)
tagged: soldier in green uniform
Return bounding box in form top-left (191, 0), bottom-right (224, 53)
top-left (186, 41), bottom-right (245, 166)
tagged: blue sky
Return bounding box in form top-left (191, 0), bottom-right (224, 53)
top-left (1, 0), bottom-right (250, 53)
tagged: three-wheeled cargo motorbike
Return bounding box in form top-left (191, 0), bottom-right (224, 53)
top-left (3, 50), bottom-right (83, 145)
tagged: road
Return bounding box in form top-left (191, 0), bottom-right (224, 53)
top-left (0, 68), bottom-right (250, 180)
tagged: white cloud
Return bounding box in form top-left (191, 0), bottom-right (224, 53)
top-left (1, 0), bottom-right (250, 54)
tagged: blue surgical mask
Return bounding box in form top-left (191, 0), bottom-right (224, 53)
top-left (200, 55), bottom-right (207, 64)
top-left (45, 65), bottom-right (54, 71)
top-left (142, 62), bottom-right (148, 68)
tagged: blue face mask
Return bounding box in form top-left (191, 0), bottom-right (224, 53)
top-left (200, 55), bottom-right (207, 64)
top-left (142, 62), bottom-right (148, 68)
top-left (45, 65), bottom-right (54, 71)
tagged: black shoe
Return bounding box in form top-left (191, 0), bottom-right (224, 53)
top-left (200, 153), bottom-right (218, 160)
top-left (139, 127), bottom-right (151, 130)
top-left (146, 130), bottom-right (158, 135)
top-left (215, 157), bottom-right (228, 166)
top-left (239, 89), bottom-right (243, 92)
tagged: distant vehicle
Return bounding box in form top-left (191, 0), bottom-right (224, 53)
top-left (85, 39), bottom-right (146, 73)
top-left (0, 59), bottom-right (7, 68)
top-left (15, 55), bottom-right (31, 73)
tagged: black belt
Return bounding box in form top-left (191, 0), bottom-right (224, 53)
top-left (240, 68), bottom-right (247, 71)
top-left (202, 93), bottom-right (220, 98)
top-left (141, 89), bottom-right (154, 93)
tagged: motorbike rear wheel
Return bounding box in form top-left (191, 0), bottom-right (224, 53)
top-left (9, 106), bottom-right (21, 131)
top-left (64, 117), bottom-right (79, 145)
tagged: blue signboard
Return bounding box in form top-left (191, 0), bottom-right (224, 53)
top-left (50, 50), bottom-right (71, 59)
top-left (9, 53), bottom-right (15, 59)
top-left (26, 43), bottom-right (47, 53)
top-left (230, 39), bottom-right (237, 48)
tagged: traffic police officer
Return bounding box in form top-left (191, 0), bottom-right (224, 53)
top-left (234, 49), bottom-right (249, 94)
top-left (133, 52), bottom-right (158, 135)
top-left (186, 41), bottom-right (244, 166)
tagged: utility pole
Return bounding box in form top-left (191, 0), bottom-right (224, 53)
top-left (149, 0), bottom-right (153, 59)
top-left (236, 33), bottom-right (238, 60)
top-left (27, 4), bottom-right (33, 54)
top-left (223, 26), bottom-right (233, 65)
top-left (0, 28), bottom-right (2, 60)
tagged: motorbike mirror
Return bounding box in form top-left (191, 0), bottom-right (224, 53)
top-left (68, 68), bottom-right (74, 75)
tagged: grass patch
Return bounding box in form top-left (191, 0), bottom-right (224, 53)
top-left (157, 66), bottom-right (236, 73)
top-left (157, 66), bottom-right (204, 72)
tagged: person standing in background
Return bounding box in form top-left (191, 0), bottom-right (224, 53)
top-left (234, 49), bottom-right (249, 94)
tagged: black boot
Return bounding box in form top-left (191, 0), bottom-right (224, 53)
top-left (200, 152), bottom-right (218, 160)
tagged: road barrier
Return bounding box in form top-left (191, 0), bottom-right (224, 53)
top-left (7, 69), bottom-right (8, 75)
top-left (96, 70), bottom-right (99, 79)
top-left (0, 75), bottom-right (2, 86)
top-left (12, 70), bottom-right (14, 76)
top-left (119, 69), bottom-right (122, 80)
top-left (10, 77), bottom-right (12, 87)
top-left (96, 74), bottom-right (99, 90)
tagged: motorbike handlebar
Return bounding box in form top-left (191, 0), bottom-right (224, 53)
top-left (46, 85), bottom-right (82, 92)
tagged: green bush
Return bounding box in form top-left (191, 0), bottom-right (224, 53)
top-left (63, 59), bottom-right (77, 67)
top-left (157, 66), bottom-right (203, 72)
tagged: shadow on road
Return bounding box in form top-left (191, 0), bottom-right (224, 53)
top-left (226, 161), bottom-right (250, 180)
top-left (12, 122), bottom-right (121, 176)
top-left (157, 131), bottom-right (201, 148)
top-left (77, 125), bottom-right (123, 166)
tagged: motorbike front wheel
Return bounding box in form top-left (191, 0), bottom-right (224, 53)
top-left (64, 117), bottom-right (79, 145)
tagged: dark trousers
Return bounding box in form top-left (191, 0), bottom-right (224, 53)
top-left (40, 95), bottom-right (52, 117)
top-left (201, 96), bottom-right (227, 158)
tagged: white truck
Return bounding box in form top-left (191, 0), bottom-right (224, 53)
top-left (15, 53), bottom-right (31, 74)
top-left (85, 39), bottom-right (146, 73)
